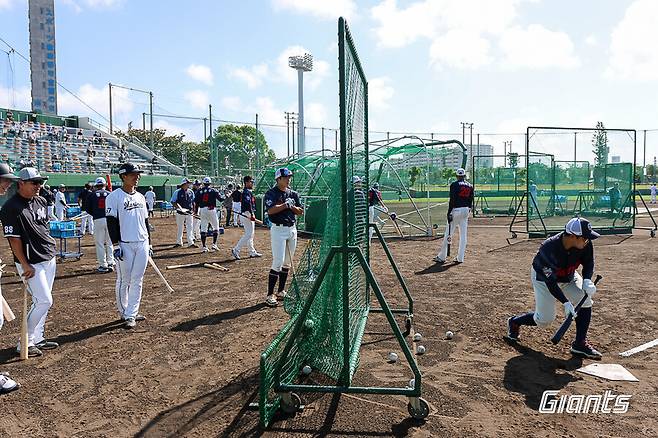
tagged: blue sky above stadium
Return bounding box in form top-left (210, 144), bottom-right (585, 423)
top-left (1, 0), bottom-right (657, 160)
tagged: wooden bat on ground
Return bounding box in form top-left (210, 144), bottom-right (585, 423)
top-left (550, 274), bottom-right (602, 345)
top-left (203, 263), bottom-right (229, 272)
top-left (148, 257), bottom-right (174, 293)
top-left (167, 260), bottom-right (228, 270)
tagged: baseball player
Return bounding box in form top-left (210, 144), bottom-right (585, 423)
top-left (650, 183), bottom-right (656, 204)
top-left (77, 182), bottom-right (94, 236)
top-left (264, 168), bottom-right (303, 307)
top-left (434, 168), bottom-right (474, 264)
top-left (349, 176), bottom-right (367, 244)
top-left (368, 182), bottom-right (387, 241)
top-left (40, 184), bottom-right (56, 220)
top-left (171, 177), bottom-right (196, 248)
top-left (232, 175), bottom-right (262, 259)
top-left (231, 184), bottom-right (242, 227)
top-left (609, 182), bottom-right (622, 214)
top-left (195, 177), bottom-right (221, 252)
top-left (0, 164), bottom-right (20, 394)
top-left (0, 167), bottom-right (59, 357)
top-left (86, 177), bottom-right (114, 273)
top-left (223, 184), bottom-right (234, 227)
top-left (54, 183), bottom-right (68, 221)
top-left (191, 180), bottom-right (202, 241)
top-left (505, 217), bottom-right (602, 359)
top-left (105, 163), bottom-right (151, 329)
top-left (144, 186), bottom-right (156, 218)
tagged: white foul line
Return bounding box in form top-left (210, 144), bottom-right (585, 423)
top-left (619, 338), bottom-right (658, 357)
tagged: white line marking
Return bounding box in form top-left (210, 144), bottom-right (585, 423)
top-left (619, 338), bottom-right (658, 357)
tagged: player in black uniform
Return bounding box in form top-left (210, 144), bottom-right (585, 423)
top-left (263, 168), bottom-right (303, 307)
top-left (231, 185), bottom-right (242, 227)
top-left (505, 217), bottom-right (602, 359)
top-left (86, 177), bottom-right (115, 272)
top-left (232, 175), bottom-right (262, 259)
top-left (77, 182), bottom-right (94, 236)
top-left (195, 177), bottom-right (221, 252)
top-left (434, 168), bottom-right (474, 264)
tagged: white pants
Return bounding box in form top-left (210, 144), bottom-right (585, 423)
top-left (192, 215), bottom-right (201, 239)
top-left (199, 207), bottom-right (220, 234)
top-left (652, 192), bottom-right (656, 203)
top-left (93, 218), bottom-right (115, 268)
top-left (531, 268), bottom-right (591, 328)
top-left (0, 283), bottom-right (4, 331)
top-left (175, 213), bottom-right (194, 245)
top-left (368, 205), bottom-right (386, 240)
top-left (16, 258), bottom-right (56, 347)
top-left (270, 224), bottom-right (297, 271)
top-left (55, 206), bottom-right (65, 221)
top-left (232, 202), bottom-right (241, 226)
top-left (235, 213), bottom-right (256, 255)
top-left (437, 207), bottom-right (470, 263)
top-left (115, 240), bottom-right (149, 319)
top-left (47, 205), bottom-right (56, 220)
top-left (80, 213), bottom-right (94, 235)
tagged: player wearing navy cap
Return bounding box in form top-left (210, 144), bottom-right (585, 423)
top-left (86, 177), bottom-right (115, 273)
top-left (195, 177), bottom-right (221, 252)
top-left (192, 179), bottom-right (202, 241)
top-left (77, 183), bottom-right (94, 236)
top-left (232, 175), bottom-right (262, 259)
top-left (105, 163), bottom-right (151, 329)
top-left (505, 217), bottom-right (602, 359)
top-left (231, 185), bottom-right (242, 227)
top-left (434, 168), bottom-right (474, 264)
top-left (263, 168), bottom-right (303, 307)
top-left (0, 167), bottom-right (59, 357)
top-left (171, 177), bottom-right (196, 247)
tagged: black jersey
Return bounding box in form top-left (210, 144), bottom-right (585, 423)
top-left (86, 189), bottom-right (111, 220)
top-left (0, 194), bottom-right (56, 264)
top-left (39, 187), bottom-right (54, 206)
top-left (231, 189), bottom-right (242, 203)
top-left (195, 187), bottom-right (220, 209)
top-left (241, 188), bottom-right (255, 214)
top-left (448, 180), bottom-right (474, 211)
top-left (264, 186), bottom-right (301, 226)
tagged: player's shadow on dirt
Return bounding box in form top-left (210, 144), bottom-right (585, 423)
top-left (414, 262), bottom-right (460, 275)
top-left (171, 302), bottom-right (268, 332)
top-left (503, 340), bottom-right (583, 410)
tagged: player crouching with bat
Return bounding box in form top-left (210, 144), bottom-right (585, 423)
top-left (0, 164), bottom-right (20, 393)
top-left (505, 217), bottom-right (602, 359)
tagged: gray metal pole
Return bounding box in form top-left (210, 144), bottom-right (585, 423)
top-left (297, 69), bottom-right (305, 155)
top-left (209, 104), bottom-right (213, 177)
top-left (321, 127), bottom-right (325, 150)
top-left (574, 132), bottom-right (577, 165)
top-left (149, 92), bottom-right (154, 151)
top-left (643, 129), bottom-right (647, 170)
top-left (292, 121), bottom-right (296, 156)
top-left (108, 83), bottom-right (113, 134)
top-left (142, 112), bottom-right (146, 131)
top-left (286, 113), bottom-right (290, 157)
top-left (255, 113), bottom-right (259, 170)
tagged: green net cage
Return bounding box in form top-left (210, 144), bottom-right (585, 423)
top-left (472, 154), bottom-right (527, 217)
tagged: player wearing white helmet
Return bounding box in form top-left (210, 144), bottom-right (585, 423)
top-left (434, 168), bottom-right (473, 264)
top-left (195, 177), bottom-right (221, 252)
top-left (144, 186), bottom-right (156, 218)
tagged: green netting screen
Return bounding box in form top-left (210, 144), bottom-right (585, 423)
top-left (258, 17), bottom-right (369, 427)
top-left (472, 155), bottom-right (526, 216)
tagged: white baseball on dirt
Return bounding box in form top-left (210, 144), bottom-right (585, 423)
top-left (302, 365), bottom-right (312, 375)
top-left (413, 333), bottom-right (422, 342)
top-left (446, 331), bottom-right (454, 340)
top-left (387, 352), bottom-right (399, 362)
top-left (408, 378), bottom-right (415, 388)
top-left (416, 345), bottom-right (426, 355)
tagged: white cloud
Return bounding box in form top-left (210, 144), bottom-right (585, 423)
top-left (221, 96), bottom-right (243, 112)
top-left (57, 83), bottom-right (133, 130)
top-left (153, 119), bottom-right (198, 141)
top-left (606, 0), bottom-right (658, 81)
top-left (228, 63), bottom-right (268, 89)
top-left (430, 29), bottom-right (492, 70)
top-left (0, 0), bottom-right (17, 10)
top-left (0, 86), bottom-right (31, 110)
top-left (183, 90), bottom-right (209, 110)
top-left (83, 0), bottom-right (124, 8)
top-left (368, 76), bottom-right (395, 110)
top-left (305, 102), bottom-right (328, 126)
top-left (185, 64), bottom-right (214, 86)
top-left (274, 46), bottom-right (331, 89)
top-left (499, 25), bottom-right (579, 70)
top-left (271, 0), bottom-right (356, 20)
top-left (584, 34), bottom-right (598, 47)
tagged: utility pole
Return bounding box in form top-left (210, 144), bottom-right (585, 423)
top-left (149, 92), bottom-right (154, 152)
top-left (209, 104), bottom-right (213, 177)
top-left (462, 122), bottom-right (473, 175)
top-left (291, 121), bottom-right (296, 156)
top-left (108, 83), bottom-right (113, 134)
top-left (574, 132), bottom-right (577, 165)
top-left (142, 112), bottom-right (146, 131)
top-left (284, 111), bottom-right (297, 157)
top-left (255, 113), bottom-right (259, 170)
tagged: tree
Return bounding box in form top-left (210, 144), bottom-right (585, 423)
top-left (408, 166), bottom-right (422, 187)
top-left (592, 121), bottom-right (609, 167)
top-left (440, 167), bottom-right (455, 185)
top-left (507, 152), bottom-right (519, 168)
top-left (211, 124), bottom-right (276, 171)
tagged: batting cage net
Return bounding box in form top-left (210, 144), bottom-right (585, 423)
top-left (472, 154), bottom-right (527, 217)
top-left (523, 126), bottom-right (637, 236)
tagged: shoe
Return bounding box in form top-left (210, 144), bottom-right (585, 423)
top-left (189, 243), bottom-right (199, 248)
top-left (210, 244), bottom-right (219, 251)
top-left (0, 373), bottom-right (19, 394)
top-left (265, 295), bottom-right (278, 307)
top-left (97, 266), bottom-right (110, 273)
top-left (124, 314), bottom-right (146, 322)
top-left (35, 340), bottom-right (59, 350)
top-left (249, 252), bottom-right (262, 258)
top-left (433, 256), bottom-right (445, 264)
top-left (173, 243), bottom-right (182, 248)
top-left (453, 259), bottom-right (463, 264)
top-left (570, 340), bottom-right (602, 359)
top-left (231, 248), bottom-right (241, 260)
top-left (504, 317), bottom-right (520, 342)
top-left (276, 290), bottom-right (287, 301)
top-left (108, 264), bottom-right (116, 272)
top-left (202, 246), bottom-right (209, 253)
top-left (15, 345), bottom-right (43, 357)
top-left (125, 317), bottom-right (136, 329)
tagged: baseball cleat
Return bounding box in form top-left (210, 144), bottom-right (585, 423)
top-left (265, 295), bottom-right (278, 307)
top-left (504, 317), bottom-right (520, 342)
top-left (202, 246), bottom-right (209, 253)
top-left (35, 340), bottom-right (59, 350)
top-left (249, 251), bottom-right (263, 258)
top-left (173, 243), bottom-right (182, 248)
top-left (570, 340), bottom-right (602, 359)
top-left (125, 318), bottom-right (136, 329)
top-left (453, 259), bottom-right (463, 264)
top-left (97, 266), bottom-right (111, 273)
top-left (231, 248), bottom-right (241, 260)
top-left (15, 346), bottom-right (43, 357)
top-left (433, 256), bottom-right (445, 264)
top-left (276, 290), bottom-right (287, 301)
top-left (108, 264), bottom-right (116, 271)
top-left (0, 373), bottom-right (20, 394)
top-left (210, 244), bottom-right (219, 251)
top-left (189, 243), bottom-right (199, 248)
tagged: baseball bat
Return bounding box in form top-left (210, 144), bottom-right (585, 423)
top-left (203, 263), bottom-right (229, 272)
top-left (166, 262), bottom-right (204, 270)
top-left (148, 257), bottom-right (174, 293)
top-left (236, 211), bottom-right (263, 225)
top-left (446, 219), bottom-right (452, 257)
top-left (1, 295), bottom-right (15, 322)
top-left (19, 277), bottom-right (29, 360)
top-left (550, 274), bottom-right (602, 345)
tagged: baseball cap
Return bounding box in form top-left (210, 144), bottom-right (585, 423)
top-left (180, 177), bottom-right (191, 185)
top-left (203, 176), bottom-right (212, 184)
top-left (372, 182), bottom-right (380, 189)
top-left (118, 162), bottom-right (144, 175)
top-left (352, 175), bottom-right (362, 184)
top-left (193, 179), bottom-right (201, 185)
top-left (94, 177), bottom-right (106, 186)
top-left (18, 167), bottom-right (48, 183)
top-left (59, 184), bottom-right (66, 188)
top-left (456, 168), bottom-right (466, 176)
top-left (565, 217), bottom-right (600, 240)
top-left (0, 163), bottom-right (18, 180)
top-left (275, 167), bottom-right (293, 179)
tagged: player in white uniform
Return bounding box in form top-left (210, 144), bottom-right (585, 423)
top-left (171, 178), bottom-right (196, 247)
top-left (192, 180), bottom-right (202, 241)
top-left (144, 186), bottom-right (156, 217)
top-left (651, 183), bottom-right (657, 204)
top-left (0, 164), bottom-right (20, 394)
top-left (54, 183), bottom-right (68, 221)
top-left (105, 163), bottom-right (151, 329)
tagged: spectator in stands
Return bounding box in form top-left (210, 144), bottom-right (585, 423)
top-left (76, 129), bottom-right (84, 141)
top-left (29, 130), bottom-right (38, 145)
top-left (119, 150), bottom-right (128, 163)
top-left (59, 126), bottom-right (69, 142)
top-left (18, 121), bottom-right (27, 138)
top-left (47, 125), bottom-right (56, 141)
top-left (93, 130), bottom-right (101, 144)
top-left (6, 110), bottom-right (13, 122)
top-left (87, 154), bottom-right (95, 172)
top-left (103, 152), bottom-right (111, 169)
top-left (52, 161), bottom-right (61, 173)
top-left (7, 122), bottom-right (17, 137)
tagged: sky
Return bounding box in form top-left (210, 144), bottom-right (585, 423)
top-left (1, 0), bottom-right (657, 164)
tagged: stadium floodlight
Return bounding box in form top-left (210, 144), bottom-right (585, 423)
top-left (289, 53), bottom-right (313, 155)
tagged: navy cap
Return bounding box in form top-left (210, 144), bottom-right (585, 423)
top-left (565, 217), bottom-right (600, 240)
top-left (118, 162), bottom-right (143, 175)
top-left (275, 168), bottom-right (293, 179)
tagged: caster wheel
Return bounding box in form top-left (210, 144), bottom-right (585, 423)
top-left (511, 232), bottom-right (517, 239)
top-left (405, 317), bottom-right (412, 333)
top-left (280, 392), bottom-right (301, 414)
top-left (651, 230), bottom-right (655, 238)
top-left (407, 397), bottom-right (429, 420)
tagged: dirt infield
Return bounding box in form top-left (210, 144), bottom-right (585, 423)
top-left (1, 215), bottom-right (657, 437)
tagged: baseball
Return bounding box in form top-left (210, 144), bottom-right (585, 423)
top-left (304, 319), bottom-right (314, 330)
top-left (408, 378), bottom-right (415, 388)
top-left (302, 365), bottom-right (312, 375)
top-left (416, 345), bottom-right (426, 355)
top-left (413, 332), bottom-right (422, 342)
top-left (445, 330), bottom-right (454, 340)
top-left (387, 352), bottom-right (399, 362)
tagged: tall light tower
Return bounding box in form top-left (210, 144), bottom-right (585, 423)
top-left (288, 53), bottom-right (313, 155)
